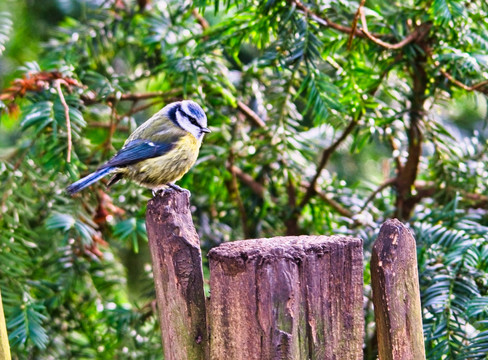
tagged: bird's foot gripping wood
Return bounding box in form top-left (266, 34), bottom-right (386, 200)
top-left (152, 184), bottom-right (191, 198)
top-left (168, 183), bottom-right (191, 197)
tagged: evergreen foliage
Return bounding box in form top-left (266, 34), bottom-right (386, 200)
top-left (0, 0), bottom-right (487, 358)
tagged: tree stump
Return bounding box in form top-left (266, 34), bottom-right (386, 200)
top-left (146, 190), bottom-right (208, 360)
top-left (371, 219), bottom-right (425, 360)
top-left (208, 235), bottom-right (364, 360)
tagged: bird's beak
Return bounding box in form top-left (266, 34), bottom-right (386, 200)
top-left (201, 127), bottom-right (211, 133)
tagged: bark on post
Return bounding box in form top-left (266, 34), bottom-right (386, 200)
top-left (208, 235), bottom-right (364, 360)
top-left (146, 190), bottom-right (208, 360)
top-left (371, 219), bottom-right (425, 360)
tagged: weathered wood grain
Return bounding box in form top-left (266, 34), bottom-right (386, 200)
top-left (208, 235), bottom-right (364, 360)
top-left (371, 219), bottom-right (426, 360)
top-left (146, 190), bottom-right (208, 360)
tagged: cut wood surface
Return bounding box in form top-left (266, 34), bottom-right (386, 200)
top-left (371, 219), bottom-right (426, 360)
top-left (146, 190), bottom-right (208, 360)
top-left (208, 235), bottom-right (364, 360)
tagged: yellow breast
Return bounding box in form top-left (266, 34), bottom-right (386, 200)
top-left (124, 134), bottom-right (201, 189)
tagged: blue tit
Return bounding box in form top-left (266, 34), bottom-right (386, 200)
top-left (66, 100), bottom-right (210, 195)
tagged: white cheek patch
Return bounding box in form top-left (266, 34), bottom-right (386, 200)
top-left (175, 109), bottom-right (200, 139)
top-left (175, 109), bottom-right (186, 126)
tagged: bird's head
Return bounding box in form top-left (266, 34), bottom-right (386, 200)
top-left (165, 100), bottom-right (210, 140)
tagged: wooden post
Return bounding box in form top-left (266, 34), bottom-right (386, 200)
top-left (208, 235), bottom-right (364, 360)
top-left (146, 190), bottom-right (208, 360)
top-left (0, 290), bottom-right (11, 360)
top-left (371, 219), bottom-right (426, 360)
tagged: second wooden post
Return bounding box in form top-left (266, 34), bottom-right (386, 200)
top-left (208, 235), bottom-right (364, 360)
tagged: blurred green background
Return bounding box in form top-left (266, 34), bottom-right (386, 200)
top-left (1, 0), bottom-right (488, 359)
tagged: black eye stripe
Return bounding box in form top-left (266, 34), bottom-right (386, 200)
top-left (185, 113), bottom-right (200, 127)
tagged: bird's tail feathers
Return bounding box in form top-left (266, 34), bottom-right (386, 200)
top-left (66, 167), bottom-right (114, 195)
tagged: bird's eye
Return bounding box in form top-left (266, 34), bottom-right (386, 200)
top-left (186, 114), bottom-right (200, 127)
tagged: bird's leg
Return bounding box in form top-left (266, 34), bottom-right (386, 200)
top-left (152, 188), bottom-right (166, 197)
top-left (168, 183), bottom-right (191, 197)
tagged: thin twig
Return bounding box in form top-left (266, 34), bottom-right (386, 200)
top-left (297, 180), bottom-right (353, 218)
top-left (227, 151), bottom-right (251, 238)
top-left (229, 165), bottom-right (265, 198)
top-left (296, 57), bottom-right (397, 213)
top-left (347, 0), bottom-right (366, 50)
top-left (54, 80), bottom-right (72, 163)
top-left (80, 89), bottom-right (181, 106)
top-left (237, 101), bottom-right (267, 128)
top-left (230, 163), bottom-right (355, 218)
top-left (192, 8), bottom-right (209, 30)
top-left (103, 100), bottom-right (119, 154)
top-left (125, 99), bottom-right (167, 118)
top-left (90, 122), bottom-right (129, 131)
top-left (394, 55), bottom-right (427, 219)
top-left (440, 69), bottom-right (488, 94)
top-left (298, 117), bottom-right (358, 209)
top-left (360, 178), bottom-right (396, 212)
top-left (290, 0), bottom-right (369, 38)
top-left (313, 188), bottom-right (354, 218)
top-left (360, 9), bottom-right (431, 50)
top-left (388, 134), bottom-right (403, 172)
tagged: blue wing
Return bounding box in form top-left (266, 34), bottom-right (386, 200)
top-left (101, 139), bottom-right (176, 169)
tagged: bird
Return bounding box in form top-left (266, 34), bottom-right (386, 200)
top-left (66, 100), bottom-right (210, 195)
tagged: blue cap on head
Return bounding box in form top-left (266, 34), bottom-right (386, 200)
top-left (181, 100), bottom-right (206, 121)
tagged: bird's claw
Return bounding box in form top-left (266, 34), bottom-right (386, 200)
top-left (152, 188), bottom-right (166, 197)
top-left (152, 184), bottom-right (191, 197)
top-left (168, 183), bottom-right (191, 197)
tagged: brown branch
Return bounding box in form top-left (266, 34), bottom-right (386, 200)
top-left (290, 0), bottom-right (369, 38)
top-left (125, 99), bottom-right (167, 117)
top-left (113, 91), bottom-right (170, 101)
top-left (80, 89), bottom-right (181, 106)
top-left (462, 192), bottom-right (488, 208)
top-left (315, 189), bottom-right (354, 218)
top-left (292, 0), bottom-right (430, 51)
top-left (237, 101), bottom-right (267, 128)
top-left (228, 165), bottom-right (266, 199)
top-left (298, 117), bottom-right (358, 209)
top-left (360, 178), bottom-right (396, 211)
top-left (440, 69), bottom-right (488, 94)
top-left (0, 71), bottom-right (83, 103)
top-left (291, 0), bottom-right (430, 49)
top-left (89, 122), bottom-right (129, 131)
top-left (103, 100), bottom-right (119, 154)
top-left (409, 181), bottom-right (488, 210)
top-left (291, 56), bottom-right (397, 225)
top-left (230, 164), bottom-right (355, 218)
top-left (395, 55), bottom-right (427, 219)
top-left (347, 0), bottom-right (366, 50)
top-left (360, 9), bottom-right (431, 50)
top-left (192, 8), bottom-right (209, 30)
top-left (227, 152), bottom-right (251, 238)
top-left (388, 134), bottom-right (403, 172)
top-left (229, 164), bottom-right (281, 204)
top-left (285, 172), bottom-right (299, 235)
top-left (54, 80), bottom-right (72, 163)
